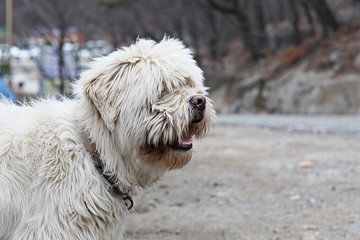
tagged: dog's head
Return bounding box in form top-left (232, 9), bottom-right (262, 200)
top-left (76, 38), bottom-right (215, 171)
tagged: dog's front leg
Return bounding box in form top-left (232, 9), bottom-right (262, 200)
top-left (9, 143), bottom-right (125, 240)
top-left (10, 184), bottom-right (124, 240)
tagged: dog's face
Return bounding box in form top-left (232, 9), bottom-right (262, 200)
top-left (78, 38), bottom-right (215, 170)
top-left (142, 72), bottom-right (214, 170)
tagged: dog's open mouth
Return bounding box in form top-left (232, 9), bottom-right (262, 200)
top-left (170, 136), bottom-right (193, 151)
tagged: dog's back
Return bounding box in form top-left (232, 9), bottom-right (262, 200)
top-left (0, 100), bottom-right (76, 238)
top-left (0, 102), bottom-right (36, 238)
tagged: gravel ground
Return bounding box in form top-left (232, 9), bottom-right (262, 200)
top-left (125, 125), bottom-right (360, 240)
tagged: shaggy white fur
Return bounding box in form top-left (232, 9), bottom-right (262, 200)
top-left (0, 38), bottom-right (215, 239)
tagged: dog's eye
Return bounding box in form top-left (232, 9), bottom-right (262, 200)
top-left (160, 82), bottom-right (170, 98)
top-left (160, 90), bottom-right (168, 98)
top-left (184, 77), bottom-right (195, 87)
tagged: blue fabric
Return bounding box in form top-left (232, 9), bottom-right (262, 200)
top-left (0, 79), bottom-right (16, 101)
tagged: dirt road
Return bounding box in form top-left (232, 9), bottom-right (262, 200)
top-left (125, 125), bottom-right (360, 240)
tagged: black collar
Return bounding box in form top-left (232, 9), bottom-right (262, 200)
top-left (82, 132), bottom-right (134, 210)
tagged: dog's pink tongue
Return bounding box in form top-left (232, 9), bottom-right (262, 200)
top-left (172, 136), bottom-right (193, 150)
top-left (181, 136), bottom-right (192, 144)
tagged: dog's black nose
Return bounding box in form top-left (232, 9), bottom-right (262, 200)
top-left (190, 95), bottom-right (206, 111)
top-left (190, 95), bottom-right (206, 123)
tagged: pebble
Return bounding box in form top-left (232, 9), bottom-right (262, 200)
top-left (299, 233), bottom-right (316, 240)
top-left (213, 182), bottom-right (224, 187)
top-left (170, 202), bottom-right (185, 207)
top-left (298, 161), bottom-right (314, 169)
top-left (290, 194), bottom-right (301, 200)
top-left (302, 225), bottom-right (318, 231)
top-left (134, 204), bottom-right (150, 213)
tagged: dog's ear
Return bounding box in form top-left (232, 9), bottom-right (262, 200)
top-left (84, 75), bottom-right (120, 132)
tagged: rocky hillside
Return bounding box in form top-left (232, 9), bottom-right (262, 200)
top-left (208, 20), bottom-right (360, 115)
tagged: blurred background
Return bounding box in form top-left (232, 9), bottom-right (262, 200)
top-left (1, 0), bottom-right (360, 113)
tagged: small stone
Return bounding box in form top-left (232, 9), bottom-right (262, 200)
top-left (213, 182), bottom-right (224, 187)
top-left (158, 184), bottom-right (169, 189)
top-left (134, 204), bottom-right (150, 213)
top-left (175, 229), bottom-right (181, 234)
top-left (290, 194), bottom-right (301, 200)
top-left (298, 161), bottom-right (314, 169)
top-left (306, 198), bottom-right (316, 207)
top-left (170, 202), bottom-right (185, 207)
top-left (302, 225), bottom-right (318, 231)
top-left (299, 233), bottom-right (316, 240)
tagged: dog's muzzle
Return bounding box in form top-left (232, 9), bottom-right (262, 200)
top-left (190, 95), bottom-right (206, 123)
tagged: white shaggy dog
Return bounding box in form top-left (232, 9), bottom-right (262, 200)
top-left (0, 38), bottom-right (215, 239)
